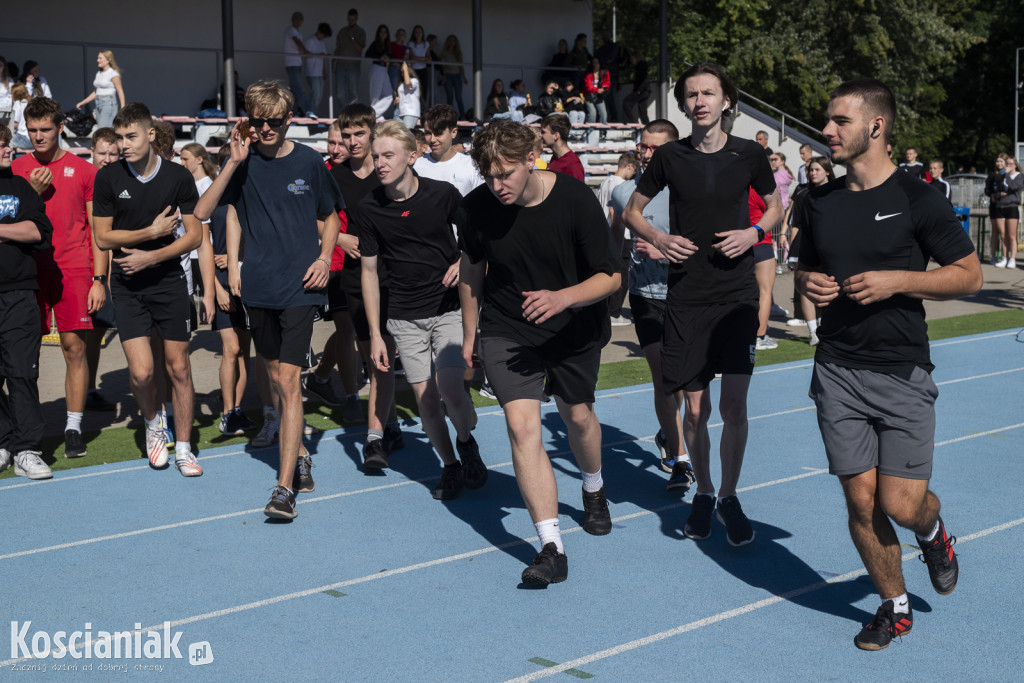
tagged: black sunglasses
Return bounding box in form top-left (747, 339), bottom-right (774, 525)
top-left (248, 117), bottom-right (286, 129)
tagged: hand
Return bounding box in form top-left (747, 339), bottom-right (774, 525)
top-left (228, 268), bottom-right (241, 298)
top-left (202, 295), bottom-right (215, 326)
top-left (337, 233), bottom-right (360, 259)
top-left (302, 258), bottom-right (330, 290)
top-left (780, 234), bottom-right (790, 253)
top-left (652, 233), bottom-right (698, 263)
top-left (213, 254), bottom-right (228, 270)
top-left (462, 333), bottom-right (480, 369)
top-left (216, 285), bottom-right (234, 312)
top-left (802, 271), bottom-right (840, 306)
top-left (842, 271), bottom-right (904, 305)
top-left (521, 288), bottom-right (570, 324)
top-left (442, 260), bottom-right (460, 288)
top-left (712, 227), bottom-right (759, 259)
top-left (114, 248), bottom-right (157, 275)
top-left (86, 281), bottom-right (106, 314)
top-left (230, 121), bottom-right (253, 162)
top-left (149, 206), bottom-right (177, 239)
top-left (369, 334), bottom-right (390, 372)
top-left (28, 167), bottom-right (53, 195)
top-left (635, 238), bottom-right (666, 260)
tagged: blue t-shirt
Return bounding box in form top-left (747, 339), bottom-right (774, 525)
top-left (221, 143), bottom-right (343, 309)
top-left (610, 177), bottom-right (670, 300)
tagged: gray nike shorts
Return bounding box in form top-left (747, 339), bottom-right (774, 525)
top-left (808, 361), bottom-right (938, 480)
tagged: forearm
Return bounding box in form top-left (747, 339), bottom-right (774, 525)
top-left (458, 254), bottom-right (484, 337)
top-left (891, 262), bottom-right (983, 301)
top-left (194, 160), bottom-right (239, 221)
top-left (78, 92), bottom-right (97, 107)
top-left (360, 263), bottom-right (383, 340)
top-left (0, 221), bottom-right (43, 243)
top-left (623, 205), bottom-right (662, 246)
top-left (319, 214), bottom-right (340, 262)
top-left (757, 190), bottom-right (784, 231)
top-left (561, 271), bottom-right (620, 308)
top-left (197, 226), bottom-right (216, 295)
top-left (95, 224), bottom-right (162, 249)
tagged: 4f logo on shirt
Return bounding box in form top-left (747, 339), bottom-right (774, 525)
top-left (401, 210), bottom-right (411, 217)
top-left (118, 189), bottom-right (132, 200)
top-left (287, 178), bottom-right (310, 195)
top-left (0, 195), bottom-right (20, 219)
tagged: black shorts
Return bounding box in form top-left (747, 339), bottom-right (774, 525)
top-left (629, 292), bottom-right (667, 349)
top-left (111, 272), bottom-right (192, 342)
top-left (326, 272), bottom-right (348, 313)
top-left (247, 305), bottom-right (318, 367)
top-left (990, 205), bottom-right (1020, 220)
top-left (0, 290), bottom-right (42, 379)
top-left (478, 336), bottom-right (601, 406)
top-left (662, 300), bottom-right (758, 392)
top-left (90, 283), bottom-right (117, 329)
top-left (346, 288), bottom-right (390, 342)
top-left (211, 270), bottom-right (249, 332)
top-left (753, 243), bottom-right (775, 263)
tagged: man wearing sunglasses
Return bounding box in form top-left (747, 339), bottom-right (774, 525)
top-left (196, 81), bottom-right (342, 520)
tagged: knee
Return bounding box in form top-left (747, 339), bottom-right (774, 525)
top-left (718, 396), bottom-right (748, 425)
top-left (129, 368), bottom-right (154, 387)
top-left (563, 404), bottom-right (596, 433)
top-left (683, 401), bottom-right (710, 427)
top-left (61, 338), bottom-right (86, 363)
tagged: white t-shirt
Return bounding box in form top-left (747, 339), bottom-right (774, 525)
top-left (304, 36), bottom-right (327, 76)
top-left (0, 79), bottom-right (13, 112)
top-left (187, 175), bottom-right (214, 262)
top-left (284, 26), bottom-right (303, 67)
top-left (413, 152), bottom-right (484, 197)
top-left (94, 68), bottom-right (118, 96)
top-left (597, 175), bottom-right (626, 225)
top-left (397, 77), bottom-right (421, 118)
top-left (408, 41), bottom-right (429, 66)
top-left (11, 98), bottom-right (28, 135)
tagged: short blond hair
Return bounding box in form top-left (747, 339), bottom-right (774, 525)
top-left (244, 80), bottom-right (293, 118)
top-left (372, 120), bottom-right (418, 155)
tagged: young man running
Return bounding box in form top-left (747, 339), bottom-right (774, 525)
top-left (0, 123), bottom-right (55, 480)
top-left (623, 61), bottom-right (782, 547)
top-left (12, 97), bottom-right (104, 459)
top-left (359, 121), bottom-right (486, 494)
top-left (460, 120), bottom-right (620, 585)
top-left (195, 81), bottom-right (341, 519)
top-left (797, 78), bottom-right (981, 650)
top-left (92, 102), bottom-right (203, 476)
top-left (610, 119), bottom-right (694, 491)
top-left (413, 104), bottom-right (484, 196)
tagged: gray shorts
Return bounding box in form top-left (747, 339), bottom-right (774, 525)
top-left (809, 362), bottom-right (939, 480)
top-left (386, 309), bottom-right (466, 384)
top-left (478, 336), bottom-right (601, 407)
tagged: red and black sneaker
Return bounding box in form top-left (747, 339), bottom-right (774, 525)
top-left (918, 516), bottom-right (959, 595)
top-left (855, 600), bottom-right (913, 651)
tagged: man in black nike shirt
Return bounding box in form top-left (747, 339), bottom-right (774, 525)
top-left (797, 79), bottom-right (981, 651)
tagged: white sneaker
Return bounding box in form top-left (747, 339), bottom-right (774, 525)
top-left (810, 330), bottom-right (820, 346)
top-left (770, 303), bottom-right (790, 318)
top-left (610, 314), bottom-right (632, 326)
top-left (146, 427), bottom-right (169, 468)
top-left (174, 450), bottom-right (203, 477)
top-left (1008, 258), bottom-right (1017, 269)
top-left (755, 335), bottom-right (778, 350)
top-left (252, 419), bottom-right (279, 448)
top-left (13, 450), bottom-right (53, 480)
top-left (0, 448), bottom-right (11, 473)
top-left (786, 318), bottom-right (807, 327)
top-left (994, 257), bottom-right (1008, 268)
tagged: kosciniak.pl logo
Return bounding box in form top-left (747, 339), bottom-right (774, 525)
top-left (10, 621), bottom-right (211, 665)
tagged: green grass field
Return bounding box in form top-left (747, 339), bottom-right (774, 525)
top-left (4, 308), bottom-right (1022, 479)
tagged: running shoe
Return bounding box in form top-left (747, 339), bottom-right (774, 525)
top-left (383, 425), bottom-right (405, 452)
top-left (581, 486), bottom-right (612, 535)
top-left (362, 439), bottom-right (389, 470)
top-left (521, 543), bottom-right (568, 585)
top-left (770, 303), bottom-right (790, 318)
top-left (146, 427), bottom-right (169, 468)
top-left (786, 318), bottom-right (808, 327)
top-left (218, 411), bottom-right (245, 436)
top-left (432, 463), bottom-right (464, 500)
top-left (303, 373), bottom-right (343, 405)
top-left (716, 495), bottom-right (755, 546)
top-left (0, 448), bottom-right (11, 473)
top-left (160, 413), bottom-right (174, 445)
top-left (456, 435), bottom-right (488, 489)
top-left (232, 407), bottom-right (256, 431)
top-left (655, 429), bottom-right (674, 473)
top-left (918, 517), bottom-right (958, 595)
top-left (1008, 258), bottom-right (1017, 269)
top-left (666, 460), bottom-right (695, 493)
top-left (13, 450), bottom-right (52, 480)
top-left (292, 454), bottom-right (315, 492)
top-left (64, 429), bottom-right (87, 458)
top-left (264, 485), bottom-right (297, 520)
top-left (993, 256), bottom-right (1007, 268)
top-left (303, 421), bottom-right (321, 436)
top-left (755, 335), bottom-right (778, 350)
top-left (855, 600), bottom-right (912, 651)
top-left (610, 314), bottom-right (632, 326)
top-left (174, 450), bottom-right (204, 477)
top-left (684, 494), bottom-right (716, 540)
top-left (341, 394), bottom-right (364, 423)
top-left (478, 381), bottom-right (497, 401)
top-left (252, 419), bottom-right (279, 448)
top-left (85, 391), bottom-right (116, 412)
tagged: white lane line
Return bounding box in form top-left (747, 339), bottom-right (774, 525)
top-left (931, 331), bottom-right (1017, 347)
top-left (935, 366), bottom-right (1024, 385)
top-left (502, 516), bottom-right (1024, 683)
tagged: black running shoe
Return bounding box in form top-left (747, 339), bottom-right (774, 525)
top-left (432, 463), bottom-right (463, 500)
top-left (456, 435), bottom-right (488, 489)
top-left (233, 408), bottom-right (256, 431)
top-left (362, 439), bottom-right (389, 470)
top-left (855, 600), bottom-right (913, 651)
top-left (655, 429), bottom-right (673, 473)
top-left (581, 486), bottom-right (612, 535)
top-left (292, 454), bottom-right (315, 493)
top-left (521, 543), bottom-right (568, 585)
top-left (716, 495), bottom-right (755, 546)
top-left (85, 391), bottom-right (116, 412)
top-left (666, 460), bottom-right (695, 493)
top-left (918, 517), bottom-right (958, 595)
top-left (383, 425), bottom-right (405, 452)
top-left (264, 485), bottom-right (297, 520)
top-left (64, 429), bottom-right (87, 458)
top-left (684, 494), bottom-right (716, 540)
top-left (303, 373), bottom-right (343, 406)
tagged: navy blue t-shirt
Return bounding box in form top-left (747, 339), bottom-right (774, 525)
top-left (220, 143), bottom-right (343, 309)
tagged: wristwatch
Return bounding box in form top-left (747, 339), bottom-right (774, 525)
top-left (753, 225), bottom-right (766, 242)
top-left (92, 275), bottom-right (107, 284)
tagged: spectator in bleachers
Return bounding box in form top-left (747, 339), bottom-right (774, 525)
top-left (333, 8), bottom-right (365, 108)
top-left (561, 80), bottom-right (586, 124)
top-left (408, 26), bottom-right (430, 105)
top-left (622, 51), bottom-right (652, 125)
top-left (366, 24), bottom-right (395, 118)
top-left (283, 12), bottom-right (312, 117)
top-left (543, 39), bottom-right (570, 87)
top-left (584, 57), bottom-right (610, 124)
top-left (303, 22), bottom-right (332, 118)
top-left (540, 113), bottom-right (584, 182)
top-left (389, 28), bottom-right (411, 92)
top-left (769, 152), bottom-right (794, 209)
top-left (415, 104), bottom-right (484, 196)
top-left (21, 61), bottom-right (52, 100)
top-left (536, 80), bottom-right (563, 118)
top-left (395, 62), bottom-right (421, 129)
top-left (439, 35), bottom-right (468, 118)
top-left (9, 83), bottom-right (31, 150)
top-left (75, 51), bottom-right (125, 129)
top-left (508, 79), bottom-right (527, 114)
top-left (568, 34), bottom-right (591, 88)
top-left (1, 57), bottom-right (15, 125)
top-left (484, 79), bottom-right (519, 121)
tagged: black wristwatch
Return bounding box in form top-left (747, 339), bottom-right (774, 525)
top-left (92, 275), bottom-right (107, 284)
top-left (753, 225), bottom-right (766, 242)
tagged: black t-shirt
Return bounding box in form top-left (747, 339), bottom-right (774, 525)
top-left (332, 160), bottom-right (386, 296)
top-left (898, 161), bottom-right (926, 181)
top-left (460, 173), bottom-right (619, 356)
top-left (799, 171), bottom-right (976, 376)
top-left (635, 135), bottom-right (776, 306)
top-left (93, 158), bottom-right (199, 287)
top-left (0, 171), bottom-right (53, 292)
top-left (357, 177), bottom-right (462, 320)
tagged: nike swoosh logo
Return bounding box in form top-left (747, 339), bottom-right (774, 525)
top-left (906, 461), bottom-right (926, 469)
top-left (875, 212), bottom-right (902, 221)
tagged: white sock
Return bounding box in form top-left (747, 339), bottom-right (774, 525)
top-left (889, 593), bottom-right (910, 614)
top-left (581, 468), bottom-right (603, 493)
top-left (807, 319), bottom-right (819, 335)
top-left (917, 519), bottom-right (941, 543)
top-left (175, 441), bottom-right (191, 458)
top-left (676, 453), bottom-right (691, 464)
top-left (145, 415), bottom-right (162, 431)
top-left (534, 518), bottom-right (564, 553)
top-left (65, 411), bottom-right (83, 433)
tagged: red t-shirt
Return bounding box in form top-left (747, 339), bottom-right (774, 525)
top-left (326, 158), bottom-right (350, 270)
top-left (548, 150), bottom-right (585, 182)
top-left (13, 151), bottom-right (97, 271)
top-left (748, 187), bottom-right (771, 246)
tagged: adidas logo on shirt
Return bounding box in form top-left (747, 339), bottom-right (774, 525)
top-left (118, 189), bottom-right (132, 200)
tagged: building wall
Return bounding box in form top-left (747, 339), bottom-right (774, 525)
top-left (0, 0), bottom-right (591, 116)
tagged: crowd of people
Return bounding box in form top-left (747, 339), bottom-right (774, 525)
top-left (0, 57), bottom-right (980, 653)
